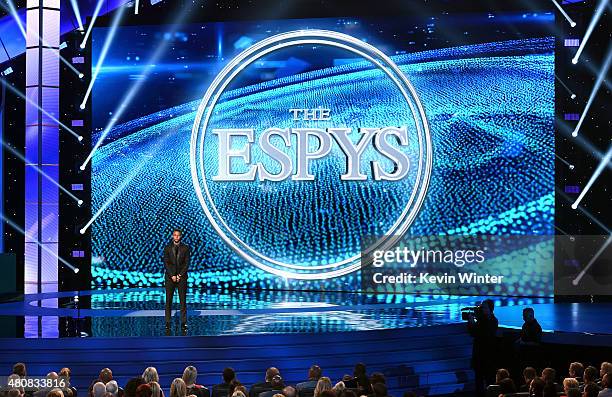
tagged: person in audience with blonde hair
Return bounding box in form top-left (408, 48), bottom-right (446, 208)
top-left (563, 378), bottom-right (579, 395)
top-left (150, 382), bottom-right (163, 397)
top-left (171, 379), bottom-right (187, 397)
top-left (332, 382), bottom-right (345, 396)
top-left (314, 378), bottom-right (332, 397)
top-left (182, 366), bottom-right (209, 397)
top-left (231, 391), bottom-right (245, 397)
top-left (142, 368), bottom-right (159, 384)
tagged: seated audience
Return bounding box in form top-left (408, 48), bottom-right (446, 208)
top-left (371, 383), bottom-right (387, 397)
top-left (182, 366), bottom-right (209, 397)
top-left (12, 363), bottom-right (27, 378)
top-left (369, 373), bottom-right (386, 386)
top-left (566, 389), bottom-right (580, 397)
top-left (583, 383), bottom-right (600, 397)
top-left (602, 364), bottom-right (612, 382)
top-left (106, 381), bottom-right (119, 397)
top-left (495, 369), bottom-right (510, 384)
top-left (90, 369), bottom-right (114, 397)
top-left (212, 368), bottom-right (236, 397)
top-left (497, 378), bottom-right (516, 396)
top-left (314, 378), bottom-right (332, 397)
top-left (518, 308), bottom-right (542, 344)
top-left (281, 387), bottom-right (296, 397)
top-left (259, 376), bottom-right (284, 397)
top-left (564, 378), bottom-right (580, 396)
top-left (521, 367), bottom-right (537, 392)
top-left (249, 368), bottom-right (280, 397)
top-left (584, 367), bottom-right (600, 391)
top-left (530, 377), bottom-right (546, 397)
top-left (124, 378), bottom-right (146, 397)
top-left (333, 382), bottom-right (345, 396)
top-left (142, 368), bottom-right (159, 384)
top-left (543, 382), bottom-right (558, 397)
top-left (92, 383), bottom-right (107, 397)
top-left (570, 363), bottom-right (585, 383)
top-left (353, 363), bottom-right (370, 395)
top-left (599, 374), bottom-right (612, 397)
top-left (296, 366), bottom-right (322, 397)
top-left (149, 383), bottom-right (162, 397)
top-left (135, 384), bottom-right (152, 397)
top-left (170, 379), bottom-right (187, 397)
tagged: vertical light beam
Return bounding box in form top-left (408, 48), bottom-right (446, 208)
top-left (572, 49), bottom-right (612, 137)
top-left (80, 5), bottom-right (127, 110)
top-left (79, 0), bottom-right (105, 49)
top-left (80, 4), bottom-right (194, 169)
top-left (571, 0), bottom-right (607, 64)
top-left (69, 0), bottom-right (84, 31)
top-left (571, 144), bottom-right (612, 209)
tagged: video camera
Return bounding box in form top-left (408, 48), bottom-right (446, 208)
top-left (461, 304), bottom-right (483, 321)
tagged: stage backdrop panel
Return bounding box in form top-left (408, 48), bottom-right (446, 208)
top-left (90, 14), bottom-right (555, 295)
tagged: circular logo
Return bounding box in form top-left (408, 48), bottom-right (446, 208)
top-left (191, 30), bottom-right (432, 279)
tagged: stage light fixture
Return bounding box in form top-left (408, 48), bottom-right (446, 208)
top-left (572, 49), bottom-right (612, 137)
top-left (571, 0), bottom-right (607, 64)
top-left (78, 200), bottom-right (84, 206)
top-left (79, 73), bottom-right (84, 79)
top-left (571, 144), bottom-right (612, 209)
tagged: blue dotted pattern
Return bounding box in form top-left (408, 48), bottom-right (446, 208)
top-left (91, 38), bottom-right (554, 293)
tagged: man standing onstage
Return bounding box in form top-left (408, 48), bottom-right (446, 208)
top-left (163, 228), bottom-right (190, 331)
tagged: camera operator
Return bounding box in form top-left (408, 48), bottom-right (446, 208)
top-left (467, 299), bottom-right (499, 397)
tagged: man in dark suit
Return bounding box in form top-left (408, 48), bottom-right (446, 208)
top-left (163, 228), bottom-right (190, 330)
top-left (467, 299), bottom-right (498, 397)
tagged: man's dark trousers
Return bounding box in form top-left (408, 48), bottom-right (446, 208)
top-left (165, 276), bottom-right (187, 324)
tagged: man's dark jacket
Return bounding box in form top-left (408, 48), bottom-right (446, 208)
top-left (163, 241), bottom-right (190, 279)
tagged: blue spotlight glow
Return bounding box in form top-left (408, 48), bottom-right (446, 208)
top-left (80, 5), bottom-right (127, 110)
top-left (0, 78), bottom-right (83, 141)
top-left (571, 0), bottom-right (607, 64)
top-left (80, 0), bottom-right (105, 49)
top-left (4, 0), bottom-right (26, 38)
top-left (571, 144), bottom-right (612, 209)
top-left (69, 0), bottom-right (85, 31)
top-left (572, 48), bottom-right (612, 137)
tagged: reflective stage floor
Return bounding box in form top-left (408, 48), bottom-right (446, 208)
top-left (0, 288), bottom-right (557, 338)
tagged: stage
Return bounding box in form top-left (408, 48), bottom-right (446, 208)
top-left (1, 289), bottom-right (611, 396)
